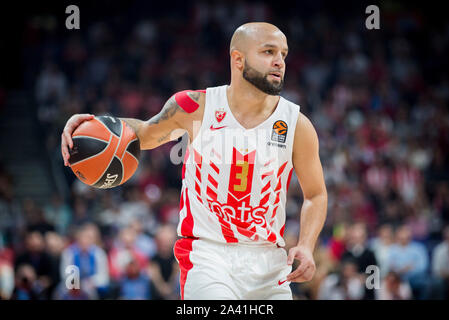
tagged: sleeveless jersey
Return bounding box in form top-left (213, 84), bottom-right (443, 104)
top-left (177, 85), bottom-right (300, 247)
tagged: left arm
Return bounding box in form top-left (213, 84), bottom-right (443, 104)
top-left (286, 112), bottom-right (328, 283)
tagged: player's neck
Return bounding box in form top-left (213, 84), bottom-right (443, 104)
top-left (227, 81), bottom-right (279, 116)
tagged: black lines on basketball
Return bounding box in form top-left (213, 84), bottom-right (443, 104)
top-left (97, 116), bottom-right (122, 137)
top-left (92, 156), bottom-right (123, 189)
top-left (126, 139), bottom-right (140, 160)
top-left (69, 137), bottom-right (108, 165)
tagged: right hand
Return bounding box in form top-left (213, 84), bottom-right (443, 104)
top-left (61, 114), bottom-right (95, 166)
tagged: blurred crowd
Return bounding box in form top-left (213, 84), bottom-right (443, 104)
top-left (1, 1), bottom-right (449, 299)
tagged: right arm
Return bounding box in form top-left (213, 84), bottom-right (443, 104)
top-left (121, 91), bottom-right (201, 150)
top-left (61, 90), bottom-right (204, 166)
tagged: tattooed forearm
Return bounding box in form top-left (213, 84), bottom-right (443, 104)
top-left (150, 97), bottom-right (186, 125)
top-left (157, 130), bottom-right (173, 143)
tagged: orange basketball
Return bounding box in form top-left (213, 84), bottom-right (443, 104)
top-left (68, 116), bottom-right (140, 189)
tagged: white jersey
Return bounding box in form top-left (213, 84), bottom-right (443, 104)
top-left (177, 85), bottom-right (300, 246)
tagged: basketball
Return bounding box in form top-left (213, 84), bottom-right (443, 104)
top-left (68, 115), bottom-right (140, 189)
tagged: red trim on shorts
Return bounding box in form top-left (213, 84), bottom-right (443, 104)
top-left (174, 238), bottom-right (195, 300)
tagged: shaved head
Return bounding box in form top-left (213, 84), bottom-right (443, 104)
top-left (230, 22), bottom-right (286, 55)
top-left (229, 22), bottom-right (288, 95)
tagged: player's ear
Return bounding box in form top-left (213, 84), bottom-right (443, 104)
top-left (230, 49), bottom-right (244, 71)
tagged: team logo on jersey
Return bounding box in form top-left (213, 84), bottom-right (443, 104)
top-left (215, 109), bottom-right (226, 123)
top-left (271, 120), bottom-right (288, 143)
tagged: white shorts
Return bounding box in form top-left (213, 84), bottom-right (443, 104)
top-left (174, 238), bottom-right (293, 300)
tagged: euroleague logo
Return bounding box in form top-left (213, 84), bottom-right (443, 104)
top-left (271, 120), bottom-right (288, 143)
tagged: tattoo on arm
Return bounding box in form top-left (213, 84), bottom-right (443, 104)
top-left (157, 131), bottom-right (173, 143)
top-left (187, 91), bottom-right (201, 103)
top-left (150, 96), bottom-right (187, 125)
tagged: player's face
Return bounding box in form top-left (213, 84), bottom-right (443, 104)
top-left (243, 34), bottom-right (288, 95)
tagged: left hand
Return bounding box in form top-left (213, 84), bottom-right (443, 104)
top-left (286, 245), bottom-right (316, 283)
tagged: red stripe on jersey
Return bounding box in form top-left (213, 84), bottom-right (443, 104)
top-left (208, 174), bottom-right (218, 189)
top-left (261, 181), bottom-right (271, 194)
top-left (262, 170), bottom-right (274, 180)
top-left (174, 90), bottom-right (203, 113)
top-left (267, 230), bottom-right (277, 243)
top-left (277, 161), bottom-right (288, 177)
top-left (195, 183), bottom-right (201, 198)
top-left (280, 224), bottom-right (285, 238)
top-left (210, 161), bottom-right (220, 174)
top-left (181, 188), bottom-right (194, 237)
top-left (206, 186), bottom-right (218, 201)
top-left (274, 179), bottom-right (282, 192)
top-left (274, 193), bottom-right (280, 205)
top-left (220, 220), bottom-right (238, 243)
top-left (260, 192), bottom-right (270, 206)
top-left (195, 168), bottom-right (202, 182)
top-left (193, 149), bottom-right (202, 169)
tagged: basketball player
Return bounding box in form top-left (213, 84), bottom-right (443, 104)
top-left (61, 22), bottom-right (328, 300)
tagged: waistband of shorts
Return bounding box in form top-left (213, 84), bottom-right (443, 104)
top-left (178, 236), bottom-right (280, 249)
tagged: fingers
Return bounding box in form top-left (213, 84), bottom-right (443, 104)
top-left (287, 260), bottom-right (310, 281)
top-left (287, 247), bottom-right (300, 265)
top-left (74, 114), bottom-right (94, 125)
top-left (289, 266), bottom-right (315, 283)
top-left (61, 130), bottom-right (73, 166)
top-left (60, 113), bottom-right (94, 166)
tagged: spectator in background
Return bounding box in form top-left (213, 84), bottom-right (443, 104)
top-left (43, 194), bottom-right (72, 235)
top-left (149, 224), bottom-right (179, 300)
top-left (317, 260), bottom-right (365, 300)
top-left (0, 251), bottom-right (14, 299)
top-left (119, 259), bottom-right (151, 300)
top-left (370, 224), bottom-right (395, 277)
top-left (386, 225), bottom-right (429, 299)
top-left (108, 226), bottom-right (148, 282)
top-left (23, 199), bottom-right (55, 235)
top-left (35, 62), bottom-right (67, 105)
top-left (60, 224), bottom-right (109, 299)
top-left (377, 271), bottom-right (412, 300)
top-left (71, 197), bottom-right (92, 227)
top-left (432, 225), bottom-right (449, 299)
top-left (328, 223), bottom-right (347, 262)
top-left (341, 223), bottom-right (377, 299)
top-left (129, 219), bottom-right (157, 259)
top-left (14, 231), bottom-right (53, 299)
top-left (44, 232), bottom-right (66, 298)
top-left (10, 264), bottom-right (40, 300)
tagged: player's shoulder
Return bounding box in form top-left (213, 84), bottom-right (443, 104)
top-left (293, 109), bottom-right (319, 143)
top-left (168, 89), bottom-right (206, 124)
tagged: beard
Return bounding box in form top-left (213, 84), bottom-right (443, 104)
top-left (242, 61), bottom-right (284, 95)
